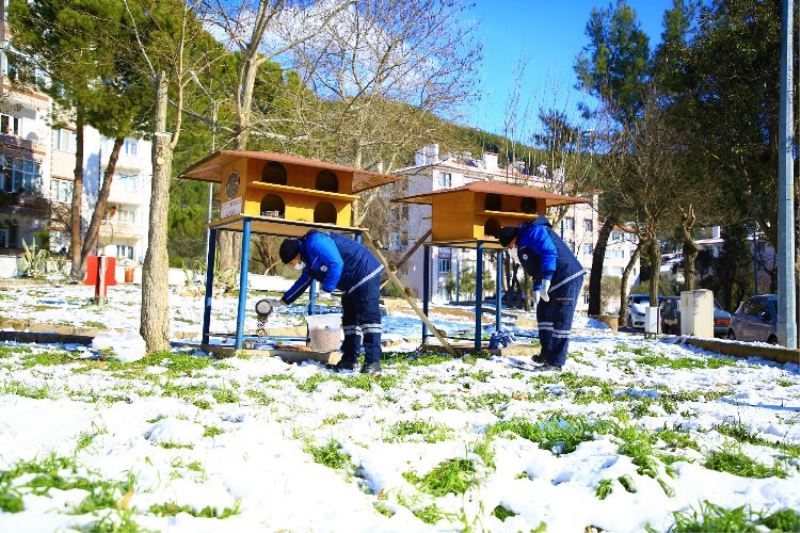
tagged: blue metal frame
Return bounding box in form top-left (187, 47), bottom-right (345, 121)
top-left (202, 228), bottom-right (217, 345)
top-left (234, 218), bottom-right (252, 349)
top-left (422, 244), bottom-right (430, 344)
top-left (475, 241), bottom-right (484, 350)
top-left (496, 249), bottom-right (503, 333)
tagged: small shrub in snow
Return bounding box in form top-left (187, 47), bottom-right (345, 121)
top-left (386, 420), bottom-right (451, 443)
top-left (595, 478), bottom-right (613, 500)
top-left (669, 501), bottom-right (800, 533)
top-left (402, 458), bottom-right (477, 496)
top-left (305, 440), bottom-right (352, 470)
top-left (492, 504), bottom-right (516, 521)
top-left (704, 447), bottom-right (787, 479)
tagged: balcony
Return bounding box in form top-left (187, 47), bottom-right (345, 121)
top-left (99, 221), bottom-right (142, 241)
top-left (0, 133), bottom-right (46, 157)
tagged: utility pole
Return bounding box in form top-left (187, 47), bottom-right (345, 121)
top-left (778, 0), bottom-right (797, 348)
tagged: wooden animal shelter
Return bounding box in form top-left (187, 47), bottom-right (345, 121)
top-left (178, 150), bottom-right (398, 350)
top-left (395, 181), bottom-right (590, 350)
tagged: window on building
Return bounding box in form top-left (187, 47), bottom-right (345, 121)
top-left (123, 139), bottom-right (138, 156)
top-left (0, 113), bottom-right (21, 136)
top-left (53, 128), bottom-right (76, 152)
top-left (0, 228), bottom-right (8, 248)
top-left (617, 267), bottom-right (625, 276)
top-left (116, 208), bottom-right (137, 224)
top-left (583, 243), bottom-right (593, 256)
top-left (116, 245), bottom-right (134, 259)
top-left (1, 156), bottom-right (41, 194)
top-left (584, 293), bottom-right (590, 304)
top-left (117, 174), bottom-right (138, 193)
top-left (563, 217), bottom-right (575, 231)
top-left (436, 172), bottom-right (452, 189)
top-left (611, 230), bottom-right (623, 241)
top-left (50, 178), bottom-right (73, 203)
top-left (438, 258), bottom-right (451, 273)
top-left (583, 218), bottom-right (593, 232)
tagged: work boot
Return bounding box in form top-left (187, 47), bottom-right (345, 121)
top-left (331, 357), bottom-right (357, 372)
top-left (531, 363), bottom-right (562, 373)
top-left (531, 353), bottom-right (547, 365)
top-left (360, 361), bottom-right (382, 375)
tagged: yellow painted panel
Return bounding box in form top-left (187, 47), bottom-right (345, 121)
top-left (246, 158), bottom-right (354, 194)
top-left (430, 191), bottom-right (476, 241)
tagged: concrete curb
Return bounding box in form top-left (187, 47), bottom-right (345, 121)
top-left (683, 337), bottom-right (800, 364)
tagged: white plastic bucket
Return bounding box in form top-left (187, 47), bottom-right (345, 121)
top-left (306, 313), bottom-right (342, 352)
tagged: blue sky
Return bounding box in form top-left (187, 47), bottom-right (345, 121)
top-left (468, 0), bottom-right (675, 135)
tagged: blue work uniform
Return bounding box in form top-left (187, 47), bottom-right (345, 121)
top-left (516, 215), bottom-right (585, 367)
top-left (281, 231), bottom-right (384, 365)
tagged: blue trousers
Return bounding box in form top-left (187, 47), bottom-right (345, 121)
top-left (536, 275), bottom-right (584, 367)
top-left (340, 276), bottom-right (382, 365)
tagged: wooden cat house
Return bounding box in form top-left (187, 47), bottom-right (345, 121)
top-left (179, 150), bottom-right (398, 236)
top-left (395, 181), bottom-right (590, 246)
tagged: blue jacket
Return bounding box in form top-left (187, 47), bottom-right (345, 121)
top-left (281, 231), bottom-right (383, 304)
top-left (517, 215), bottom-right (584, 292)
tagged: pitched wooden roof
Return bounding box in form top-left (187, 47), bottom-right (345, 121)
top-left (394, 180), bottom-right (590, 207)
top-left (178, 150), bottom-right (400, 192)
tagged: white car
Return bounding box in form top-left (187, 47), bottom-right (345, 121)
top-left (626, 294), bottom-right (665, 329)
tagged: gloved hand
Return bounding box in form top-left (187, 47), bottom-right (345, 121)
top-left (533, 289), bottom-right (541, 304)
top-left (540, 279), bottom-right (551, 302)
top-left (268, 298), bottom-right (285, 308)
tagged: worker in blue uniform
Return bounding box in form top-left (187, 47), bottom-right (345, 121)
top-left (498, 216), bottom-right (585, 370)
top-left (269, 230), bottom-right (384, 374)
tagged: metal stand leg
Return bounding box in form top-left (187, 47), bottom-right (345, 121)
top-left (422, 245), bottom-right (430, 344)
top-left (496, 250), bottom-right (503, 333)
top-left (202, 228), bottom-right (217, 346)
top-left (235, 220), bottom-right (252, 350)
top-left (475, 242), bottom-right (484, 350)
top-left (308, 280), bottom-right (317, 315)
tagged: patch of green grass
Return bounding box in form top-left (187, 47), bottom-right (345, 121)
top-left (20, 349), bottom-right (74, 368)
top-left (192, 399), bottom-right (211, 410)
top-left (657, 427), bottom-right (700, 451)
top-left (149, 500), bottom-right (241, 518)
top-left (338, 373), bottom-right (397, 391)
top-left (159, 442), bottom-right (193, 450)
top-left (490, 415), bottom-right (612, 455)
top-left (0, 345), bottom-right (32, 358)
top-left (777, 378), bottom-right (793, 387)
top-left (472, 370), bottom-right (493, 382)
top-left (386, 420), bottom-right (451, 443)
top-left (0, 380), bottom-right (50, 399)
top-left (595, 478), bottom-right (613, 500)
top-left (408, 353), bottom-right (453, 366)
top-left (260, 373), bottom-right (293, 384)
top-left (615, 425), bottom-right (660, 479)
top-left (715, 420), bottom-right (800, 459)
top-left (305, 440), bottom-right (352, 470)
top-left (83, 321), bottom-right (107, 330)
top-left (161, 382), bottom-right (208, 401)
top-left (212, 388), bottom-right (240, 404)
top-left (492, 505), bottom-right (516, 521)
top-left (297, 373), bottom-right (330, 393)
top-left (670, 501), bottom-right (757, 532)
top-left (203, 426), bottom-right (224, 438)
top-left (396, 493), bottom-right (455, 525)
top-left (245, 389), bottom-right (273, 405)
top-left (758, 508), bottom-right (800, 531)
top-left (0, 486), bottom-right (24, 513)
top-left (704, 447), bottom-right (786, 479)
top-left (617, 474), bottom-right (637, 493)
top-left (134, 351), bottom-right (212, 377)
top-left (472, 436), bottom-right (496, 470)
top-left (373, 501), bottom-right (394, 517)
top-left (331, 392), bottom-right (359, 402)
top-left (464, 392), bottom-right (510, 412)
top-left (402, 458), bottom-right (477, 497)
top-left (634, 349), bottom-right (736, 370)
top-left (321, 413), bottom-right (349, 426)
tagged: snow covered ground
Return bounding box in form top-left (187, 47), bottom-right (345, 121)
top-left (1, 282), bottom-right (799, 532)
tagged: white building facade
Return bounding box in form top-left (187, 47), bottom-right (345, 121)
top-left (0, 63), bottom-right (151, 272)
top-left (390, 145), bottom-right (600, 312)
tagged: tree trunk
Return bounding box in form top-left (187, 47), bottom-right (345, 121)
top-left (141, 72), bottom-right (172, 352)
top-left (680, 206), bottom-right (698, 291)
top-left (618, 243), bottom-right (642, 324)
top-left (648, 238), bottom-right (661, 307)
top-left (588, 215), bottom-right (616, 315)
top-left (69, 110), bottom-right (85, 279)
top-left (682, 234), bottom-right (699, 292)
top-left (78, 137), bottom-right (124, 278)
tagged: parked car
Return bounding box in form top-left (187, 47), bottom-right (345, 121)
top-left (626, 294), bottom-right (666, 329)
top-left (659, 296), bottom-right (731, 337)
top-left (728, 294), bottom-right (779, 344)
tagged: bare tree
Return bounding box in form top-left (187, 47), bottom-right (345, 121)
top-left (125, 0), bottom-right (221, 351)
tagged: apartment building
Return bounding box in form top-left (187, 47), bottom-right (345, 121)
top-left (389, 144), bottom-right (600, 311)
top-left (0, 5), bottom-right (151, 273)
